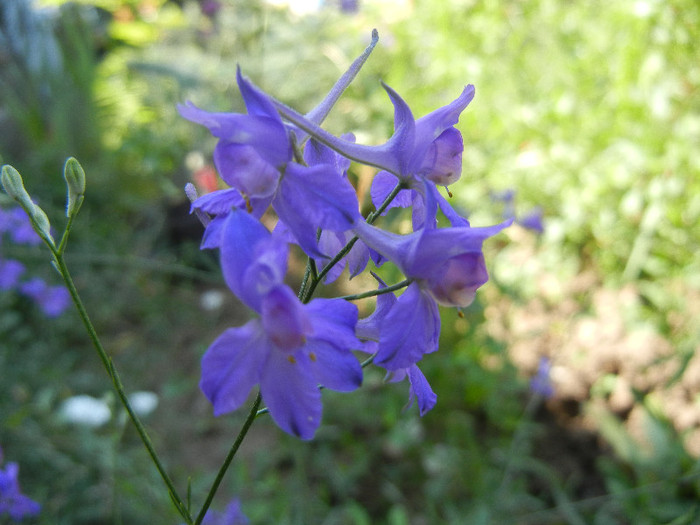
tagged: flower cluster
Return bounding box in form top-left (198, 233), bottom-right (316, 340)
top-left (181, 32), bottom-right (508, 439)
top-left (0, 205), bottom-right (70, 317)
top-left (0, 446), bottom-right (41, 522)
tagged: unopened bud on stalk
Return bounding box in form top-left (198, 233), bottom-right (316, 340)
top-left (2, 164), bottom-right (33, 208)
top-left (63, 157), bottom-right (86, 217)
top-left (1, 164), bottom-right (55, 247)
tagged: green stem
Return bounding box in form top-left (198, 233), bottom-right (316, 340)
top-left (195, 392), bottom-right (263, 525)
top-left (52, 252), bottom-right (193, 524)
top-left (340, 278), bottom-right (412, 301)
top-left (302, 181), bottom-right (407, 303)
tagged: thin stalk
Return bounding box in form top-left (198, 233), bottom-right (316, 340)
top-left (52, 252), bottom-right (193, 524)
top-left (195, 392), bottom-right (262, 525)
top-left (302, 181), bottom-right (406, 302)
top-left (340, 278), bottom-right (412, 301)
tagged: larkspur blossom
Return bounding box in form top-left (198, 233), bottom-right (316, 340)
top-left (530, 357), bottom-right (554, 398)
top-left (0, 446), bottom-right (41, 522)
top-left (179, 69), bottom-right (358, 258)
top-left (269, 79), bottom-right (474, 189)
top-left (351, 182), bottom-right (509, 369)
top-left (182, 498), bottom-right (249, 525)
top-left (180, 30), bottom-right (510, 434)
top-left (356, 275), bottom-right (437, 414)
top-left (199, 210), bottom-right (363, 439)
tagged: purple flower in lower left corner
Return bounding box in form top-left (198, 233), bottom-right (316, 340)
top-left (200, 210), bottom-right (363, 440)
top-left (0, 446), bottom-right (41, 522)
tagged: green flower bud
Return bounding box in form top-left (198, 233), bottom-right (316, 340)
top-left (1, 164), bottom-right (55, 248)
top-left (63, 157), bottom-right (86, 217)
top-left (1, 164), bottom-right (33, 209)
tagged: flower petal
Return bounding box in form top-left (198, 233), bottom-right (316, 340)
top-left (273, 162), bottom-right (360, 257)
top-left (220, 211), bottom-right (287, 311)
top-left (200, 321), bottom-right (269, 416)
top-left (407, 364), bottom-right (437, 416)
top-left (305, 339), bottom-right (362, 392)
top-left (375, 282), bottom-right (440, 370)
top-left (260, 351), bottom-right (321, 440)
top-left (305, 298), bottom-right (361, 349)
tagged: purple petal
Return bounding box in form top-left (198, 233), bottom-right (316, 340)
top-left (304, 339), bottom-right (362, 392)
top-left (305, 298), bottom-right (361, 347)
top-left (237, 67), bottom-right (284, 121)
top-left (418, 127), bottom-right (463, 186)
top-left (407, 364), bottom-right (437, 416)
top-left (0, 259), bottom-right (25, 290)
top-left (261, 285), bottom-right (312, 351)
top-left (260, 350), bottom-right (322, 440)
top-left (316, 231), bottom-right (346, 283)
top-left (425, 251), bottom-right (488, 307)
top-left (414, 85), bottom-right (475, 145)
top-left (201, 215), bottom-right (227, 249)
top-left (213, 142), bottom-right (281, 199)
top-left (273, 162), bottom-right (360, 257)
top-left (177, 101), bottom-right (290, 167)
top-left (355, 273), bottom-right (397, 341)
top-left (518, 207), bottom-right (545, 234)
top-left (375, 283), bottom-right (440, 370)
top-left (192, 188), bottom-right (245, 215)
top-left (370, 171), bottom-right (415, 213)
top-left (220, 211), bottom-right (287, 311)
top-left (303, 135), bottom-right (354, 175)
top-left (200, 321), bottom-right (269, 416)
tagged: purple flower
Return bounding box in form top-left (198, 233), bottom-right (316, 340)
top-left (0, 206), bottom-right (41, 246)
top-left (357, 276), bottom-right (438, 413)
top-left (0, 259), bottom-right (25, 290)
top-left (180, 70), bottom-right (359, 257)
top-left (200, 210), bottom-right (362, 439)
top-left (0, 447), bottom-right (41, 521)
top-left (518, 207), bottom-right (544, 234)
top-left (272, 81), bottom-right (474, 187)
top-left (386, 365), bottom-right (437, 416)
top-left (352, 182), bottom-right (509, 369)
top-left (530, 357), bottom-right (554, 398)
top-left (19, 278), bottom-right (71, 318)
top-left (200, 498), bottom-right (249, 525)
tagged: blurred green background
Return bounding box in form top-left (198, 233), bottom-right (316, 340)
top-left (1, 0), bottom-right (699, 523)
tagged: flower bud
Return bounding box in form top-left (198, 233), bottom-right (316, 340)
top-left (1, 164), bottom-right (55, 247)
top-left (1, 164), bottom-right (33, 209)
top-left (63, 157), bottom-right (85, 217)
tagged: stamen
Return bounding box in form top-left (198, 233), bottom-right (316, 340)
top-left (309, 352), bottom-right (317, 362)
top-left (243, 194), bottom-right (253, 213)
top-left (446, 187), bottom-right (453, 198)
top-left (457, 309), bottom-right (464, 318)
top-left (287, 355), bottom-right (297, 364)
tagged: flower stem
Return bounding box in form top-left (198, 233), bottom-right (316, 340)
top-left (195, 392), bottom-right (262, 525)
top-left (302, 181), bottom-right (406, 303)
top-left (51, 251), bottom-right (193, 524)
top-left (340, 278), bottom-right (412, 301)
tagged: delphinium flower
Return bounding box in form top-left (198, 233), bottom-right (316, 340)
top-left (180, 69), bottom-right (359, 258)
top-left (269, 78), bottom-right (474, 196)
top-left (180, 498), bottom-right (248, 525)
top-left (199, 210), bottom-right (363, 439)
top-left (19, 277), bottom-right (71, 318)
top-left (530, 357), bottom-right (554, 399)
top-left (356, 275), bottom-right (437, 415)
top-left (180, 30), bottom-right (510, 433)
top-left (492, 189), bottom-right (544, 233)
top-left (351, 182), bottom-right (510, 370)
top-left (0, 446), bottom-right (41, 522)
